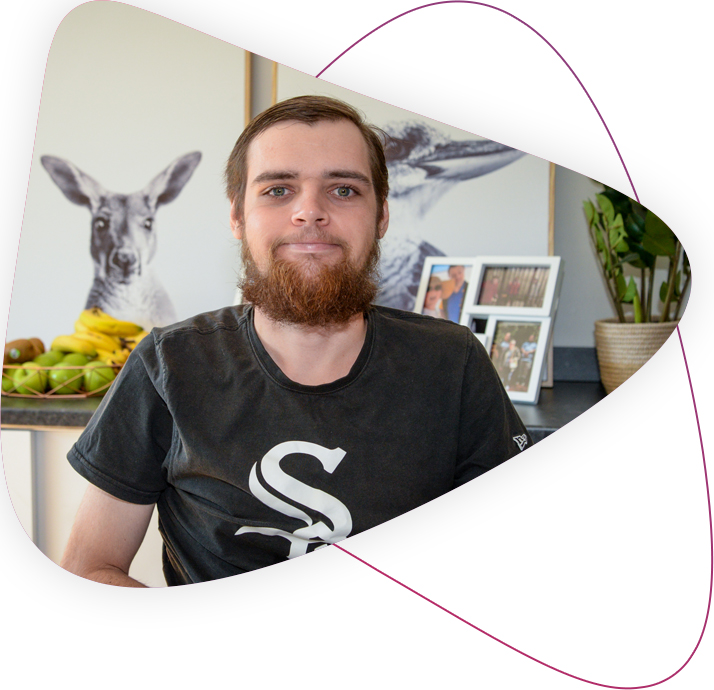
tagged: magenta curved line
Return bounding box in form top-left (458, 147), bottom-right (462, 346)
top-left (323, 5), bottom-right (712, 685)
top-left (316, 0), bottom-right (639, 202)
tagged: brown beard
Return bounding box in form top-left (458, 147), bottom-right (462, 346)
top-left (239, 232), bottom-right (381, 327)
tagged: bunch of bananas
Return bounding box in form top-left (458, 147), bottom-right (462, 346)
top-left (51, 308), bottom-right (149, 366)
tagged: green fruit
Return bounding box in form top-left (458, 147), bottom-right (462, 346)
top-left (48, 366), bottom-right (83, 395)
top-left (83, 361), bottom-right (116, 394)
top-left (62, 353), bottom-right (91, 366)
top-left (2, 371), bottom-right (16, 393)
top-left (13, 362), bottom-right (48, 395)
top-left (34, 351), bottom-right (64, 366)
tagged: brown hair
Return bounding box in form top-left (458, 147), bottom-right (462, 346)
top-left (225, 95), bottom-right (389, 222)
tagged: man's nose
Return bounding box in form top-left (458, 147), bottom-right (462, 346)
top-left (291, 188), bottom-right (329, 226)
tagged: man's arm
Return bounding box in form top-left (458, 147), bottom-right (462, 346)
top-left (61, 484), bottom-right (155, 588)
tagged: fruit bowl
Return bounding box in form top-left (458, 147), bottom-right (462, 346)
top-left (3, 308), bottom-right (146, 399)
top-left (1, 362), bottom-right (123, 398)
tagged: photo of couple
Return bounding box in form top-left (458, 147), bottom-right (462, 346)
top-left (420, 264), bottom-right (471, 323)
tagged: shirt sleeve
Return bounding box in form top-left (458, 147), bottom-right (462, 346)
top-left (453, 333), bottom-right (532, 487)
top-left (67, 333), bottom-right (173, 504)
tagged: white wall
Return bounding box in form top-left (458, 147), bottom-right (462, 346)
top-left (8, 2), bottom-right (247, 347)
top-left (552, 166), bottom-right (614, 347)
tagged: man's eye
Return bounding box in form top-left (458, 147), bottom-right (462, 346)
top-left (334, 186), bottom-right (355, 197)
top-left (268, 187), bottom-right (288, 197)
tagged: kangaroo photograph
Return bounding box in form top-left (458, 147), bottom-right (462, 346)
top-left (40, 152), bottom-right (201, 330)
top-left (5, 2), bottom-right (246, 351)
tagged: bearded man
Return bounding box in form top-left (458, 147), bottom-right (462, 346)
top-left (61, 96), bottom-right (531, 587)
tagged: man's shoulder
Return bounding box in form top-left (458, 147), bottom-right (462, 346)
top-left (371, 305), bottom-right (470, 340)
top-left (152, 305), bottom-right (250, 343)
top-left (370, 306), bottom-right (496, 383)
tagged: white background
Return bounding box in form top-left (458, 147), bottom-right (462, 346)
top-left (1, 2), bottom-right (711, 689)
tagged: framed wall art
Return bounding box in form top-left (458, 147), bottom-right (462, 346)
top-left (485, 316), bottom-right (552, 404)
top-left (7, 2), bottom-right (250, 348)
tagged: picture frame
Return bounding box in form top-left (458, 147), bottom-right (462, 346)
top-left (413, 258), bottom-right (475, 324)
top-left (485, 316), bottom-right (552, 404)
top-left (460, 256), bottom-right (563, 320)
top-left (465, 314), bottom-right (490, 346)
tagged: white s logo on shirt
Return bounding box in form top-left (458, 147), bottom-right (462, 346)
top-left (235, 441), bottom-right (352, 558)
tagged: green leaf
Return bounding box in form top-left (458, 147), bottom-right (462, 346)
top-left (622, 276), bottom-right (638, 303)
top-left (642, 210), bottom-right (677, 257)
top-left (594, 225), bottom-right (605, 252)
top-left (630, 199), bottom-right (648, 220)
top-left (633, 291), bottom-right (643, 323)
top-left (631, 244), bottom-right (656, 270)
top-left (583, 200), bottom-right (595, 226)
top-left (659, 280), bottom-right (668, 303)
top-left (597, 193), bottom-right (616, 224)
top-left (624, 212), bottom-right (645, 243)
top-left (614, 237), bottom-right (630, 253)
top-left (602, 187), bottom-right (634, 219)
top-left (609, 214), bottom-right (631, 254)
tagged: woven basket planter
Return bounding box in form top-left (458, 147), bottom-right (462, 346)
top-left (594, 319), bottom-right (679, 394)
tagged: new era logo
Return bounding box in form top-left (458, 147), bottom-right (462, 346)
top-left (513, 434), bottom-right (529, 451)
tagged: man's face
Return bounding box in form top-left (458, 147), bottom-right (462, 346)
top-left (232, 119), bottom-right (388, 276)
top-left (449, 265), bottom-right (465, 288)
top-left (231, 118), bottom-right (389, 327)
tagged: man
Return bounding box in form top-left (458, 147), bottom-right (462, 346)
top-left (479, 273), bottom-right (500, 306)
top-left (61, 96), bottom-right (531, 587)
top-left (443, 265), bottom-right (468, 322)
top-left (504, 338), bottom-right (521, 390)
top-left (518, 333), bottom-right (538, 386)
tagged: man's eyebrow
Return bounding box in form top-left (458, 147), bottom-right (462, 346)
top-left (251, 170), bottom-right (372, 186)
top-left (251, 171), bottom-right (298, 185)
top-left (324, 170), bottom-right (371, 186)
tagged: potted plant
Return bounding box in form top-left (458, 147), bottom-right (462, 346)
top-left (583, 185), bottom-right (690, 393)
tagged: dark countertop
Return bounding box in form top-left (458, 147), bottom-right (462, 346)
top-left (1, 395), bottom-right (104, 428)
top-left (513, 382), bottom-right (606, 442)
top-left (2, 382), bottom-right (606, 440)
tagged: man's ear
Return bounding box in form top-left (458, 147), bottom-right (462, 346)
top-left (377, 201), bottom-right (389, 239)
top-left (230, 200), bottom-right (244, 240)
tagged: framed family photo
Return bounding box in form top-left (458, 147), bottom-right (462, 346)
top-left (460, 256), bottom-right (563, 320)
top-left (485, 316), bottom-right (551, 404)
top-left (413, 258), bottom-right (474, 324)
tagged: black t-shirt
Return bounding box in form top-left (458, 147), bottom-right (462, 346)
top-left (68, 305), bottom-right (531, 585)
